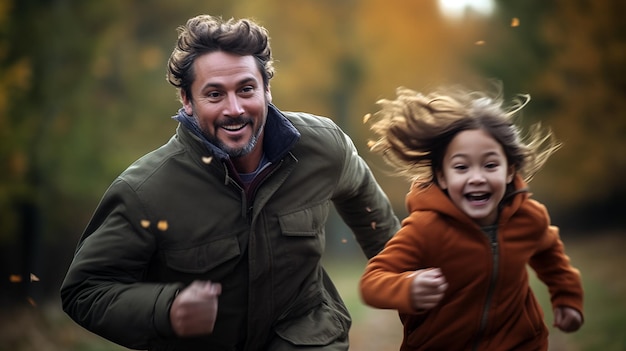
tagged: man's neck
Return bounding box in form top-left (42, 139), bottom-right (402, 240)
top-left (232, 144), bottom-right (264, 174)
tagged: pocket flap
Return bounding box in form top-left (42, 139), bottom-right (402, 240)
top-left (274, 303), bottom-right (345, 346)
top-left (278, 204), bottom-right (327, 237)
top-left (164, 236), bottom-right (240, 274)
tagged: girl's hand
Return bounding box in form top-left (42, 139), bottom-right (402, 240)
top-left (410, 268), bottom-right (448, 310)
top-left (553, 306), bottom-right (583, 332)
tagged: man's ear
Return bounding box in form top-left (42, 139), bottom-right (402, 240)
top-left (266, 86), bottom-right (272, 104)
top-left (181, 90), bottom-right (193, 115)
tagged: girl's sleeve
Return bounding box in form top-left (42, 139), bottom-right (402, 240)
top-left (359, 213), bottom-right (427, 314)
top-left (529, 224), bottom-right (584, 320)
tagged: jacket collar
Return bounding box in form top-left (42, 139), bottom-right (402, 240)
top-left (406, 175), bottom-right (530, 228)
top-left (172, 103), bottom-right (301, 163)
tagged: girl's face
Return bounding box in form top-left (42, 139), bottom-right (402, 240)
top-left (436, 129), bottom-right (514, 226)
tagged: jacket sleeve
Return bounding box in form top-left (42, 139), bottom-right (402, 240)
top-left (60, 178), bottom-right (184, 349)
top-left (331, 128), bottom-right (400, 259)
top-left (359, 212), bottom-right (424, 314)
top-left (529, 224), bottom-right (584, 320)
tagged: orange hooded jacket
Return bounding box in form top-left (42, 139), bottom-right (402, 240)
top-left (360, 176), bottom-right (583, 350)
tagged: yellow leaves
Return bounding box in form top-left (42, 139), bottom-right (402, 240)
top-left (140, 219), bottom-right (168, 231)
top-left (139, 45), bottom-right (163, 71)
top-left (9, 273), bottom-right (40, 283)
top-left (472, 18), bottom-right (517, 48)
top-left (8, 151), bottom-right (28, 178)
top-left (8, 274), bottom-right (40, 307)
top-left (0, 58), bottom-right (32, 115)
top-left (157, 220), bottom-right (168, 231)
top-left (4, 58), bottom-right (32, 91)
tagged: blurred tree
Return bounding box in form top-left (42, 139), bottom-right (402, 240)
top-left (0, 0), bottom-right (123, 305)
top-left (0, 0), bottom-right (239, 304)
top-left (468, 0), bottom-right (626, 229)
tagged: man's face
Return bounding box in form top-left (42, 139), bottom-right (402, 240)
top-left (182, 51), bottom-right (271, 159)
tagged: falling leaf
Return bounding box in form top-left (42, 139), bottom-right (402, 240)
top-left (475, 40), bottom-right (486, 46)
top-left (363, 113), bottom-right (371, 124)
top-left (201, 156), bottom-right (213, 164)
top-left (30, 273), bottom-right (40, 282)
top-left (511, 17), bottom-right (520, 27)
top-left (157, 220), bottom-right (168, 231)
top-left (9, 275), bottom-right (22, 283)
top-left (341, 238), bottom-right (348, 244)
top-left (140, 220), bottom-right (150, 228)
top-left (27, 297), bottom-right (36, 307)
top-left (367, 140), bottom-right (375, 148)
top-left (371, 221), bottom-right (377, 230)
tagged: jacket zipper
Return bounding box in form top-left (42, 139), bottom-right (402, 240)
top-left (244, 159), bottom-right (283, 220)
top-left (472, 226), bottom-right (499, 350)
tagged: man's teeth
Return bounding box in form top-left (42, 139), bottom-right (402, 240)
top-left (223, 124), bottom-right (246, 131)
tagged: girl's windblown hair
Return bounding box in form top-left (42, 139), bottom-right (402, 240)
top-left (366, 84), bottom-right (561, 186)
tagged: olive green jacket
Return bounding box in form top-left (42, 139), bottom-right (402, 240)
top-left (61, 105), bottom-right (400, 350)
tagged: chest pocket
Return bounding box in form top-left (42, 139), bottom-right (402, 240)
top-left (163, 236), bottom-right (241, 277)
top-left (276, 202), bottom-right (330, 265)
top-left (278, 202), bottom-right (329, 236)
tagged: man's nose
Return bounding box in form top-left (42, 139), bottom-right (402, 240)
top-left (224, 94), bottom-right (244, 117)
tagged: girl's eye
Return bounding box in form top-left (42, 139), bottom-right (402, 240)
top-left (485, 162), bottom-right (499, 169)
top-left (453, 164), bottom-right (468, 171)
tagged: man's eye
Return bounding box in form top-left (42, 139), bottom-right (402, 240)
top-left (207, 91), bottom-right (221, 99)
top-left (240, 86), bottom-right (255, 94)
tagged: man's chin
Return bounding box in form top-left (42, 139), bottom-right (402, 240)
top-left (223, 143), bottom-right (256, 158)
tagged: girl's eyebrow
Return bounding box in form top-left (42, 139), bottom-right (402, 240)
top-left (449, 150), bottom-right (502, 159)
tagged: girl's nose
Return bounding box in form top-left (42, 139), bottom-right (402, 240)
top-left (468, 169), bottom-right (486, 184)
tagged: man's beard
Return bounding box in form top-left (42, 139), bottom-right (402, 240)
top-left (200, 115), bottom-right (264, 158)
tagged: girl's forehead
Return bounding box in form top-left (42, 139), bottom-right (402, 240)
top-left (446, 129), bottom-right (506, 158)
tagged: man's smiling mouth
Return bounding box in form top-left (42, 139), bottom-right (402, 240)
top-left (222, 123), bottom-right (247, 132)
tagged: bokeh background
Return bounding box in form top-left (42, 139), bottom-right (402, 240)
top-left (1, 0), bottom-right (625, 350)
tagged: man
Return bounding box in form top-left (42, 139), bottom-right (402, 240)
top-left (61, 14), bottom-right (400, 350)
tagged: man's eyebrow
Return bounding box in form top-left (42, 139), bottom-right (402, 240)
top-left (200, 77), bottom-right (258, 91)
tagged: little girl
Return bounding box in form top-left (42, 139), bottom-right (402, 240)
top-left (360, 85), bottom-right (583, 350)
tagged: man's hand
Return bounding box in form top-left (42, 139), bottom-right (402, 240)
top-left (170, 280), bottom-right (222, 337)
top-left (410, 268), bottom-right (448, 310)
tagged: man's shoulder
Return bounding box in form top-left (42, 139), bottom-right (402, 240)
top-left (281, 110), bottom-right (340, 131)
top-left (117, 136), bottom-right (187, 190)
